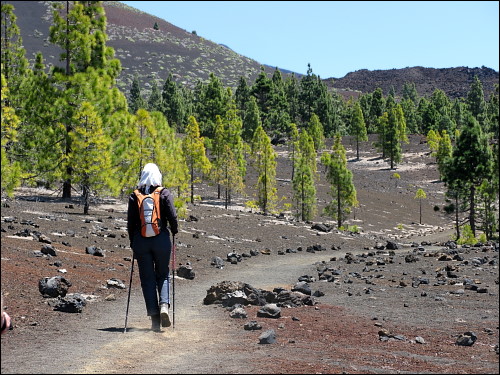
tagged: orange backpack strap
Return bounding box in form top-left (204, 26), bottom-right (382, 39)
top-left (151, 186), bottom-right (163, 221)
top-left (134, 187), bottom-right (164, 237)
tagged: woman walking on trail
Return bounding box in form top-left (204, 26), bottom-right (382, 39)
top-left (127, 163), bottom-right (178, 332)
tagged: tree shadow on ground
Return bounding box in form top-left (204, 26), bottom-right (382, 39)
top-left (98, 326), bottom-right (150, 333)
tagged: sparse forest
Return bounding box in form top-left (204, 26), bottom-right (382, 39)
top-left (1, 1), bottom-right (499, 242)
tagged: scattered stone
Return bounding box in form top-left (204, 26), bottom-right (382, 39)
top-left (106, 278), bottom-right (126, 289)
top-left (415, 336), bottom-right (426, 344)
top-left (39, 276), bottom-right (71, 298)
top-left (257, 303), bottom-right (281, 319)
top-left (292, 281), bottom-right (312, 295)
top-left (230, 307), bottom-right (247, 319)
top-left (53, 293), bottom-right (87, 313)
top-left (177, 264), bottom-right (195, 279)
top-left (258, 329), bottom-right (276, 344)
top-left (244, 320), bottom-right (262, 330)
top-left (210, 256), bottom-right (225, 269)
top-left (312, 290), bottom-right (324, 297)
top-left (37, 233), bottom-right (52, 243)
top-left (386, 241), bottom-right (399, 250)
top-left (85, 245), bottom-right (105, 257)
top-left (311, 223), bottom-right (331, 232)
top-left (405, 254), bottom-right (418, 263)
top-left (222, 290), bottom-right (249, 307)
top-left (40, 244), bottom-right (57, 256)
top-left (455, 331), bottom-right (477, 346)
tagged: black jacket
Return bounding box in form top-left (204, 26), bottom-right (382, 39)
top-left (127, 186), bottom-right (178, 245)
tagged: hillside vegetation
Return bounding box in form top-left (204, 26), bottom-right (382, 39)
top-left (1, 1), bottom-right (499, 244)
top-left (5, 0), bottom-right (499, 100)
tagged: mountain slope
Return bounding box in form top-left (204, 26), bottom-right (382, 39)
top-left (6, 0), bottom-right (284, 92)
top-left (328, 66), bottom-right (499, 100)
top-left (4, 1), bottom-right (499, 99)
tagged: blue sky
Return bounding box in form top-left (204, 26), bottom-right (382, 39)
top-left (120, 1), bottom-right (499, 79)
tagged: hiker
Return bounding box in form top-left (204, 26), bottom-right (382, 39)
top-left (1, 294), bottom-right (12, 335)
top-left (127, 163), bottom-right (178, 332)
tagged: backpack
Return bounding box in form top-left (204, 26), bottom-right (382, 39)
top-left (134, 186), bottom-right (163, 237)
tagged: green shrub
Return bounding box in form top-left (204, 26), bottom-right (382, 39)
top-left (478, 233), bottom-right (487, 243)
top-left (457, 224), bottom-right (478, 245)
top-left (347, 225), bottom-right (359, 233)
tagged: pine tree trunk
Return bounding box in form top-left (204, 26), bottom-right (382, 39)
top-left (419, 199), bottom-right (422, 224)
top-left (83, 184), bottom-right (90, 215)
top-left (469, 185), bottom-right (476, 237)
top-left (337, 182), bottom-right (341, 228)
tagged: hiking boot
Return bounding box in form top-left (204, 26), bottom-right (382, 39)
top-left (151, 314), bottom-right (161, 332)
top-left (160, 304), bottom-right (171, 327)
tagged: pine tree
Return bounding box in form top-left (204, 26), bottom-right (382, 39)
top-left (351, 101), bottom-right (368, 161)
top-left (161, 72), bottom-right (185, 131)
top-left (69, 101), bottom-right (112, 214)
top-left (368, 88), bottom-right (385, 133)
top-left (288, 122), bottom-right (300, 181)
top-left (48, 1), bottom-right (122, 198)
top-left (443, 114), bottom-right (493, 236)
top-left (1, 72), bottom-right (21, 196)
top-left (182, 116), bottom-right (211, 203)
top-left (375, 112), bottom-right (389, 159)
top-left (414, 188), bottom-right (427, 224)
top-left (250, 125), bottom-right (277, 214)
top-left (220, 144), bottom-right (245, 209)
top-left (265, 68), bottom-right (290, 139)
top-left (242, 96), bottom-right (261, 143)
top-left (147, 80), bottom-right (162, 112)
top-left (211, 115), bottom-right (226, 199)
top-left (109, 109), bottom-right (142, 193)
top-left (135, 108), bottom-right (156, 173)
top-left (251, 66), bottom-right (272, 126)
top-left (224, 100), bottom-right (246, 182)
top-left (385, 105), bottom-right (407, 169)
top-left (1, 3), bottom-right (29, 110)
top-left (436, 130), bottom-right (453, 180)
top-left (401, 98), bottom-right (419, 133)
top-left (484, 84), bottom-right (499, 138)
top-left (211, 101), bottom-right (247, 206)
top-left (149, 111), bottom-right (190, 212)
top-left (298, 63), bottom-right (320, 125)
top-left (292, 130), bottom-right (316, 221)
top-left (284, 73), bottom-right (300, 124)
top-left (322, 134), bottom-right (357, 228)
top-left (426, 129), bottom-right (441, 156)
top-left (308, 113), bottom-right (325, 152)
top-left (128, 73), bottom-right (145, 114)
top-left (235, 76), bottom-right (250, 115)
top-left (402, 82), bottom-right (419, 105)
top-left (476, 179), bottom-right (497, 240)
top-left (197, 72), bottom-right (228, 137)
top-left (466, 75), bottom-right (486, 125)
top-left (13, 53), bottom-right (62, 186)
top-left (299, 127), bottom-right (317, 178)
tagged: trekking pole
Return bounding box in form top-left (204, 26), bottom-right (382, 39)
top-left (124, 253), bottom-right (135, 333)
top-left (171, 234), bottom-right (176, 330)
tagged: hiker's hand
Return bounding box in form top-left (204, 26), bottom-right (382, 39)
top-left (1, 311), bottom-right (12, 334)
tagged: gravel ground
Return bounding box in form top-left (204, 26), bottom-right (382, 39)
top-left (1, 135), bottom-right (498, 374)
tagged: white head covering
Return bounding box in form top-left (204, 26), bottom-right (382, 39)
top-left (138, 163), bottom-right (162, 192)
